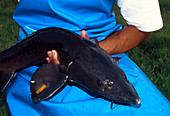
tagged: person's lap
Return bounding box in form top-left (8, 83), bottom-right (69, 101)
top-left (6, 52), bottom-right (170, 116)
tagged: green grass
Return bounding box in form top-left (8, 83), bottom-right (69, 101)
top-left (0, 0), bottom-right (18, 51)
top-left (0, 0), bottom-right (169, 115)
top-left (0, 0), bottom-right (18, 115)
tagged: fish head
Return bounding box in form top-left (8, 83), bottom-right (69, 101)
top-left (94, 69), bottom-right (141, 107)
top-left (30, 64), bottom-right (66, 103)
top-left (68, 39), bottom-right (141, 107)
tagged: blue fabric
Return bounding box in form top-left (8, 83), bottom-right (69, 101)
top-left (6, 0), bottom-right (170, 115)
top-left (14, 0), bottom-right (122, 41)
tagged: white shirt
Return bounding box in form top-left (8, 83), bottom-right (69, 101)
top-left (117, 0), bottom-right (163, 32)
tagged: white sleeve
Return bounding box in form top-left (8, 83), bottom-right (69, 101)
top-left (117, 0), bottom-right (163, 32)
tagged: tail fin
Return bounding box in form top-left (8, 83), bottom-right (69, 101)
top-left (0, 71), bottom-right (16, 91)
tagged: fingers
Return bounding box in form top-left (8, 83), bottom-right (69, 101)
top-left (46, 50), bottom-right (60, 65)
top-left (46, 57), bottom-right (51, 64)
top-left (80, 30), bottom-right (91, 40)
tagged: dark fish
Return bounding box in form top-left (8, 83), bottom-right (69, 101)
top-left (0, 27), bottom-right (141, 108)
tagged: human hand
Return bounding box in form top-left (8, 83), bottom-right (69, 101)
top-left (46, 50), bottom-right (60, 65)
top-left (80, 30), bottom-right (99, 46)
top-left (80, 30), bottom-right (91, 40)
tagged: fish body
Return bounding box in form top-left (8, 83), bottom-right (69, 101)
top-left (0, 27), bottom-right (141, 107)
top-left (0, 27), bottom-right (80, 90)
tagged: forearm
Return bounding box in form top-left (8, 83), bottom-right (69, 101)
top-left (99, 26), bottom-right (151, 55)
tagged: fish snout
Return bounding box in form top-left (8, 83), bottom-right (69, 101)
top-left (95, 77), bottom-right (141, 107)
top-left (133, 97), bottom-right (141, 107)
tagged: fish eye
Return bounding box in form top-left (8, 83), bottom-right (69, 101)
top-left (96, 79), bottom-right (102, 86)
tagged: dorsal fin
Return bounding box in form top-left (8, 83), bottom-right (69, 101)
top-left (92, 38), bottom-right (99, 46)
top-left (112, 57), bottom-right (121, 63)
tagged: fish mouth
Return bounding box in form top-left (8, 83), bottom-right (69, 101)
top-left (108, 94), bottom-right (141, 107)
top-left (107, 94), bottom-right (141, 108)
top-left (110, 97), bottom-right (141, 109)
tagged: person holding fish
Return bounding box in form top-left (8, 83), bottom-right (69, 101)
top-left (4, 0), bottom-right (170, 115)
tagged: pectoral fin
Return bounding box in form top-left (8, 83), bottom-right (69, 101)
top-left (30, 64), bottom-right (67, 103)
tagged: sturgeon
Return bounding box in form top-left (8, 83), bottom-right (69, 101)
top-left (0, 27), bottom-right (141, 108)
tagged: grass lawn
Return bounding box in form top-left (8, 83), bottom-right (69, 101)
top-left (0, 0), bottom-right (169, 115)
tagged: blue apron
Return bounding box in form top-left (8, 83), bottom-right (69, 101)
top-left (6, 0), bottom-right (170, 115)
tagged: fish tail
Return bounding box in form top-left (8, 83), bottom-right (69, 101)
top-left (0, 71), bottom-right (16, 91)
